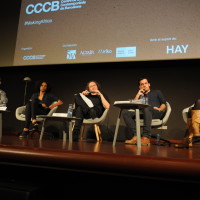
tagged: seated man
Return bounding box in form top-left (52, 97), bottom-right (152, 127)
top-left (72, 80), bottom-right (110, 141)
top-left (0, 77), bottom-right (8, 106)
top-left (123, 77), bottom-right (166, 145)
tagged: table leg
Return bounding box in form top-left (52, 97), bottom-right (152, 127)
top-left (135, 108), bottom-right (141, 148)
top-left (68, 120), bottom-right (72, 143)
top-left (63, 130), bottom-right (67, 142)
top-left (62, 121), bottom-right (67, 142)
top-left (112, 109), bottom-right (122, 146)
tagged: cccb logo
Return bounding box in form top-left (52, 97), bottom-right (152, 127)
top-left (26, 1), bottom-right (60, 15)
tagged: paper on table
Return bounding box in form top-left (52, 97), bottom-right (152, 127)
top-left (52, 113), bottom-right (68, 117)
top-left (0, 107), bottom-right (7, 111)
top-left (114, 99), bottom-right (144, 104)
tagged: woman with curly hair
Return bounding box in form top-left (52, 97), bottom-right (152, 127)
top-left (19, 80), bottom-right (63, 138)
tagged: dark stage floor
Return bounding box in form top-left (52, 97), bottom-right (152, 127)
top-left (0, 133), bottom-right (200, 159)
top-left (1, 133), bottom-right (200, 199)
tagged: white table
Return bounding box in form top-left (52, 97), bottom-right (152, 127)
top-left (112, 102), bottom-right (150, 148)
top-left (38, 115), bottom-right (81, 143)
top-left (0, 109), bottom-right (9, 139)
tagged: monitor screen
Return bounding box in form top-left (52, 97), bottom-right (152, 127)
top-left (13, 0), bottom-right (200, 66)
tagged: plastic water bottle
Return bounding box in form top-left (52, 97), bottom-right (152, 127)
top-left (141, 94), bottom-right (148, 104)
top-left (145, 95), bottom-right (148, 105)
top-left (67, 104), bottom-right (73, 117)
top-left (157, 133), bottom-right (160, 144)
top-left (141, 94), bottom-right (145, 104)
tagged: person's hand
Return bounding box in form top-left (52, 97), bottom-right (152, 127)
top-left (42, 103), bottom-right (49, 109)
top-left (49, 104), bottom-right (54, 109)
top-left (137, 89), bottom-right (146, 96)
top-left (93, 89), bottom-right (101, 95)
top-left (82, 90), bottom-right (90, 95)
top-left (153, 107), bottom-right (161, 111)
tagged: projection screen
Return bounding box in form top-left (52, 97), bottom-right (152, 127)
top-left (13, 0), bottom-right (200, 66)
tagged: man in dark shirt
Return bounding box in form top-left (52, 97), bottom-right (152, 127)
top-left (72, 80), bottom-right (110, 141)
top-left (123, 78), bottom-right (166, 145)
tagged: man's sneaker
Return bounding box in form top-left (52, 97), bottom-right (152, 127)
top-left (141, 137), bottom-right (151, 146)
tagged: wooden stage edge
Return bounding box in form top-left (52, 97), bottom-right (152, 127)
top-left (1, 137), bottom-right (200, 186)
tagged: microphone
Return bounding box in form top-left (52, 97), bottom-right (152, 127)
top-left (142, 89), bottom-right (148, 94)
top-left (87, 91), bottom-right (95, 94)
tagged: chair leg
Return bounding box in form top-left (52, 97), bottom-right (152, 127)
top-left (94, 124), bottom-right (100, 141)
top-left (94, 141), bottom-right (101, 152)
top-left (97, 125), bottom-right (102, 141)
top-left (39, 120), bottom-right (46, 141)
top-left (80, 125), bottom-right (85, 140)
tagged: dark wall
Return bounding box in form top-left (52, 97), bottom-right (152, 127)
top-left (0, 59), bottom-right (199, 140)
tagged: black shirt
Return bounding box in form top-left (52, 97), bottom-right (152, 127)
top-left (30, 93), bottom-right (59, 107)
top-left (86, 93), bottom-right (110, 116)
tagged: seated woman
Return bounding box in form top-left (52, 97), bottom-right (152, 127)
top-left (175, 99), bottom-right (200, 148)
top-left (19, 80), bottom-right (63, 138)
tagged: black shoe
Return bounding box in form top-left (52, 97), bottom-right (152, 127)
top-left (72, 133), bottom-right (79, 141)
top-left (19, 130), bottom-right (29, 138)
top-left (73, 137), bottom-right (79, 142)
top-left (32, 122), bottom-right (39, 131)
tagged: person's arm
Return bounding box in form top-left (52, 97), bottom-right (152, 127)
top-left (93, 90), bottom-right (110, 109)
top-left (99, 92), bottom-right (110, 109)
top-left (49, 99), bottom-right (63, 109)
top-left (153, 103), bottom-right (166, 112)
top-left (153, 90), bottom-right (166, 111)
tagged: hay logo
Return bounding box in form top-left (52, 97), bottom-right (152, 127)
top-left (66, 50), bottom-right (76, 60)
top-left (166, 44), bottom-right (189, 54)
top-left (26, 1), bottom-right (60, 14)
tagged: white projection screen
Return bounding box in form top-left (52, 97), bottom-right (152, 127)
top-left (13, 0), bottom-right (200, 66)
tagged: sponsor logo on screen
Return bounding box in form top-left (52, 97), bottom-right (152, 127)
top-left (166, 44), bottom-right (189, 54)
top-left (66, 50), bottom-right (76, 59)
top-left (23, 55), bottom-right (46, 60)
top-left (80, 50), bottom-right (94, 56)
top-left (98, 49), bottom-right (112, 54)
top-left (25, 0), bottom-right (87, 15)
top-left (116, 46), bottom-right (136, 58)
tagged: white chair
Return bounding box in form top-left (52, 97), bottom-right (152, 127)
top-left (182, 104), bottom-right (194, 123)
top-left (129, 101), bottom-right (171, 144)
top-left (73, 109), bottom-right (109, 141)
top-left (140, 101), bottom-right (171, 128)
top-left (15, 102), bottom-right (58, 135)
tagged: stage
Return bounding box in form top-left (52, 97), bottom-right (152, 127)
top-left (0, 133), bottom-right (200, 199)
